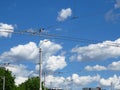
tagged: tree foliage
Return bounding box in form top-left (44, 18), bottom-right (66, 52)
top-left (0, 67), bottom-right (16, 90)
top-left (17, 77), bottom-right (47, 90)
top-left (0, 67), bottom-right (48, 90)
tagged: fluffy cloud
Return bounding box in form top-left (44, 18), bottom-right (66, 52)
top-left (72, 74), bottom-right (100, 86)
top-left (0, 40), bottom-right (67, 85)
top-left (15, 77), bottom-right (28, 86)
top-left (45, 74), bottom-right (120, 89)
top-left (0, 42), bottom-right (38, 62)
top-left (0, 23), bottom-right (14, 37)
top-left (39, 39), bottom-right (62, 56)
top-left (84, 60), bottom-right (120, 71)
top-left (45, 74), bottom-right (100, 89)
top-left (70, 38), bottom-right (120, 61)
top-left (108, 61), bottom-right (120, 71)
top-left (38, 40), bottom-right (67, 71)
top-left (0, 39), bottom-right (65, 65)
top-left (99, 75), bottom-right (120, 89)
top-left (85, 65), bottom-right (107, 71)
top-left (45, 75), bottom-right (65, 88)
top-left (45, 56), bottom-right (67, 71)
top-left (57, 8), bottom-right (72, 21)
top-left (6, 64), bottom-right (33, 85)
top-left (35, 55), bottom-right (67, 72)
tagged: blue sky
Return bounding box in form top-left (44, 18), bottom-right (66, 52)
top-left (1, 0), bottom-right (120, 90)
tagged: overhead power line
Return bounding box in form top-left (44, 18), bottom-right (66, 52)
top-left (1, 28), bottom-right (120, 47)
top-left (0, 29), bottom-right (100, 44)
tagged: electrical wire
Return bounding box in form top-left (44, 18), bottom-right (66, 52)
top-left (0, 29), bottom-right (99, 43)
top-left (1, 29), bottom-right (120, 47)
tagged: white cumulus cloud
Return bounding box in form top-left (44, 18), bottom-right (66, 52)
top-left (0, 23), bottom-right (14, 37)
top-left (6, 64), bottom-right (33, 85)
top-left (45, 74), bottom-right (100, 89)
top-left (39, 39), bottom-right (62, 56)
top-left (0, 42), bottom-right (38, 63)
top-left (15, 77), bottom-right (28, 86)
top-left (0, 39), bottom-right (67, 85)
top-left (108, 61), bottom-right (120, 71)
top-left (45, 55), bottom-right (67, 71)
top-left (57, 8), bottom-right (72, 21)
top-left (70, 38), bottom-right (120, 61)
top-left (84, 60), bottom-right (120, 71)
top-left (38, 39), bottom-right (67, 71)
top-left (71, 74), bottom-right (100, 86)
top-left (85, 65), bottom-right (107, 71)
top-left (99, 75), bottom-right (120, 89)
top-left (45, 75), bottom-right (65, 88)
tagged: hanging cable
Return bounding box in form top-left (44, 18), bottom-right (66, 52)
top-left (1, 28), bottom-right (120, 47)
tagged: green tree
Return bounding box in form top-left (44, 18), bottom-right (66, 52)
top-left (0, 67), bottom-right (16, 90)
top-left (17, 77), bottom-right (48, 90)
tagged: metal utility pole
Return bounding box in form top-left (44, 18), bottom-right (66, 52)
top-left (3, 76), bottom-right (5, 90)
top-left (50, 82), bottom-right (52, 90)
top-left (39, 40), bottom-right (48, 90)
top-left (39, 48), bottom-right (42, 90)
top-left (111, 82), bottom-right (114, 90)
top-left (0, 63), bottom-right (10, 90)
top-left (0, 76), bottom-right (5, 90)
top-left (44, 72), bottom-right (46, 90)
